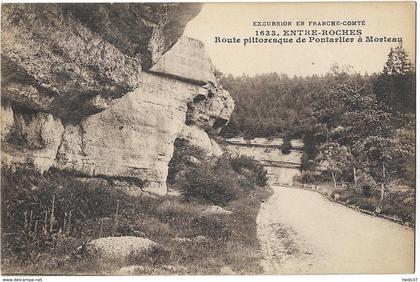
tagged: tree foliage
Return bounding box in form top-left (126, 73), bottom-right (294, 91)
top-left (219, 46), bottom-right (415, 203)
top-left (374, 45), bottom-right (415, 113)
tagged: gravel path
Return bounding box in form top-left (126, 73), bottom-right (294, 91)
top-left (257, 185), bottom-right (415, 274)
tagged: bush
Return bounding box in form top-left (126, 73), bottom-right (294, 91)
top-left (280, 139), bottom-right (292, 154)
top-left (299, 170), bottom-right (318, 184)
top-left (174, 149), bottom-right (268, 206)
top-left (382, 188), bottom-right (415, 223)
top-left (357, 197), bottom-right (379, 212)
top-left (227, 155), bottom-right (268, 187)
top-left (180, 162), bottom-right (242, 206)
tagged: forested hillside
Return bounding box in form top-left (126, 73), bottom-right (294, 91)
top-left (219, 72), bottom-right (315, 138)
top-left (220, 46), bottom-right (415, 139)
top-left (219, 46), bottom-right (415, 218)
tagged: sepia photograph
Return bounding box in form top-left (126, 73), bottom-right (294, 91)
top-left (0, 1), bottom-right (416, 279)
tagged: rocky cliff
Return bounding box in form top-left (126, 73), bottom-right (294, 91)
top-left (1, 3), bottom-right (234, 195)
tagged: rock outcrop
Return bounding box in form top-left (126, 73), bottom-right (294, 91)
top-left (186, 83), bottom-right (234, 133)
top-left (55, 73), bottom-right (203, 195)
top-left (1, 3), bottom-right (201, 120)
top-left (150, 37), bottom-right (216, 85)
top-left (87, 236), bottom-right (158, 261)
top-left (1, 3), bottom-right (234, 196)
top-left (1, 103), bottom-right (14, 141)
top-left (178, 125), bottom-right (223, 157)
top-left (66, 3), bottom-right (202, 69)
top-left (202, 206), bottom-right (233, 216)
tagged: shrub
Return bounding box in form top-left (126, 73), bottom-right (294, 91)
top-left (227, 155), bottom-right (268, 187)
top-left (382, 188), bottom-right (415, 223)
top-left (280, 139), bottom-right (292, 154)
top-left (299, 171), bottom-right (312, 183)
top-left (180, 163), bottom-right (242, 206)
top-left (357, 197), bottom-right (378, 212)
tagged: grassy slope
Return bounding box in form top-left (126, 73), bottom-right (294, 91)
top-left (2, 158), bottom-right (272, 275)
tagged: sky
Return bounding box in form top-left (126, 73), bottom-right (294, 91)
top-left (183, 2), bottom-right (415, 77)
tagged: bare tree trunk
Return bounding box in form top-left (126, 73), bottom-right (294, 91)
top-left (376, 160), bottom-right (387, 214)
top-left (331, 172), bottom-right (337, 188)
top-left (380, 184), bottom-right (385, 204)
top-left (326, 129), bottom-right (330, 144)
top-left (49, 195), bottom-right (55, 233)
top-left (379, 161), bottom-right (386, 207)
top-left (353, 165), bottom-right (357, 185)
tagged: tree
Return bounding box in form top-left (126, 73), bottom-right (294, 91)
top-left (219, 72), bottom-right (315, 138)
top-left (316, 142), bottom-right (352, 188)
top-left (374, 45), bottom-right (415, 113)
top-left (393, 117), bottom-right (416, 187)
top-left (353, 136), bottom-right (406, 209)
top-left (383, 45), bottom-right (414, 75)
top-left (300, 64), bottom-right (413, 205)
top-left (219, 57), bottom-right (415, 198)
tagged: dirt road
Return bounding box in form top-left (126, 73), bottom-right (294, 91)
top-left (257, 186), bottom-right (415, 274)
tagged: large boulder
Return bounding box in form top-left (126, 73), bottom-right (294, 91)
top-left (86, 236), bottom-right (158, 261)
top-left (178, 125), bottom-right (218, 157)
top-left (150, 37), bottom-right (216, 85)
top-left (202, 206), bottom-right (233, 216)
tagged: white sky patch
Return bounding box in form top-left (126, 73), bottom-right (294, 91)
top-left (183, 2), bottom-right (415, 76)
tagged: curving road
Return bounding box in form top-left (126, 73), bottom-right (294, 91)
top-left (257, 185), bottom-right (415, 274)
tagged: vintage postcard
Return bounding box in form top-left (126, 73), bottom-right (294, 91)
top-left (0, 1), bottom-right (416, 279)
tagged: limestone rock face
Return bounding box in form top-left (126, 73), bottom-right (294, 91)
top-left (210, 139), bottom-right (224, 157)
top-left (1, 3), bottom-right (200, 120)
top-left (55, 73), bottom-right (202, 195)
top-left (150, 37), bottom-right (216, 85)
top-left (1, 3), bottom-right (234, 196)
top-left (65, 3), bottom-right (202, 69)
top-left (1, 103), bottom-right (14, 141)
top-left (2, 111), bottom-right (64, 172)
top-left (186, 83), bottom-right (235, 133)
top-left (178, 125), bottom-right (223, 157)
